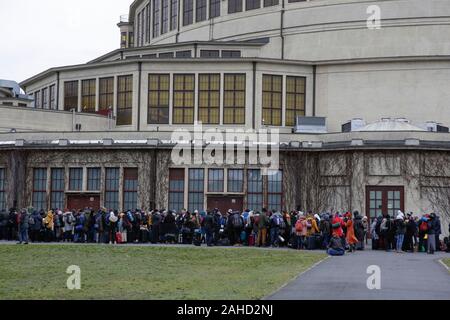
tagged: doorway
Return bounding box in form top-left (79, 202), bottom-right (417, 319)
top-left (207, 196), bottom-right (244, 214)
top-left (366, 186), bottom-right (404, 223)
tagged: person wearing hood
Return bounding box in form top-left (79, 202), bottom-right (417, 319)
top-left (320, 214), bottom-right (331, 249)
top-left (403, 213), bottom-right (417, 252)
top-left (394, 211), bottom-right (407, 253)
top-left (43, 210), bottom-right (55, 242)
top-left (344, 212), bottom-right (358, 252)
top-left (353, 211), bottom-right (365, 250)
top-left (202, 211), bottom-right (216, 247)
top-left (427, 213), bottom-right (439, 254)
top-left (294, 213), bottom-right (307, 250)
top-left (108, 211), bottom-right (118, 244)
top-left (257, 209), bottom-right (269, 247)
top-left (150, 210), bottom-right (162, 244)
top-left (370, 216), bottom-right (380, 250)
top-left (29, 210), bottom-right (43, 242)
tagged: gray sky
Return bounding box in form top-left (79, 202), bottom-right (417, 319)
top-left (0, 0), bottom-right (131, 83)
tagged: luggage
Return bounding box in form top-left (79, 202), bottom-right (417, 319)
top-left (306, 236), bottom-right (316, 250)
top-left (115, 232), bottom-right (122, 244)
top-left (178, 233), bottom-right (183, 244)
top-left (314, 234), bottom-right (322, 249)
top-left (248, 234), bottom-right (255, 247)
top-left (218, 238), bottom-right (230, 246)
top-left (372, 238), bottom-right (379, 250)
top-left (240, 231), bottom-right (247, 242)
top-left (193, 230), bottom-right (202, 247)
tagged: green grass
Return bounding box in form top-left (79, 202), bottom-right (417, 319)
top-left (443, 259), bottom-right (450, 272)
top-left (0, 244), bottom-right (326, 300)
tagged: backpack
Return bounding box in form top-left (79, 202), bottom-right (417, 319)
top-left (306, 219), bottom-right (313, 229)
top-left (127, 212), bottom-right (135, 223)
top-left (295, 220), bottom-right (304, 232)
top-left (28, 215), bottom-right (35, 225)
top-left (419, 221), bottom-right (428, 232)
top-left (231, 214), bottom-right (243, 228)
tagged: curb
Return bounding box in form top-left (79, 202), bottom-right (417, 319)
top-left (438, 259), bottom-right (450, 272)
top-left (262, 255), bottom-right (331, 300)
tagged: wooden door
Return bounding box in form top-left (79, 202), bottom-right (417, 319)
top-left (207, 196), bottom-right (244, 214)
top-left (67, 195), bottom-right (101, 211)
top-left (366, 186), bottom-right (404, 224)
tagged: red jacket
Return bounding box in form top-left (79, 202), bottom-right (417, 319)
top-left (331, 216), bottom-right (344, 237)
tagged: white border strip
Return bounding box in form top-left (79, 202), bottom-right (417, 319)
top-left (438, 259), bottom-right (450, 272)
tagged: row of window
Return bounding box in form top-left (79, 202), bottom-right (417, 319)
top-left (125, 49), bottom-right (241, 59)
top-left (168, 168), bottom-right (283, 212)
top-left (32, 85), bottom-right (56, 110)
top-left (135, 0), bottom-right (306, 45)
top-left (0, 169), bottom-right (5, 211)
top-left (64, 76), bottom-right (131, 125)
top-left (61, 73), bottom-right (305, 127)
top-left (32, 168), bottom-right (138, 211)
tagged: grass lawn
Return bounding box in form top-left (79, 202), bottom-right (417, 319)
top-left (0, 244), bottom-right (326, 300)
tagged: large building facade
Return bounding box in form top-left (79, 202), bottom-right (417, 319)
top-left (1, 0), bottom-right (449, 235)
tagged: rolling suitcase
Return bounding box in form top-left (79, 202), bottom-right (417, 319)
top-left (248, 234), bottom-right (255, 247)
top-left (115, 232), bottom-right (122, 244)
top-left (306, 236), bottom-right (316, 250)
top-left (193, 229), bottom-right (202, 247)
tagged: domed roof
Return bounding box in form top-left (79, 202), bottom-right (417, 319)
top-left (354, 119), bottom-right (426, 132)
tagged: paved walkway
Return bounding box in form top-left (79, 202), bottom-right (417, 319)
top-left (266, 250), bottom-right (450, 300)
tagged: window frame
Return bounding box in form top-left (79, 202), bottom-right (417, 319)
top-left (247, 169), bottom-right (263, 212)
top-left (148, 73), bottom-right (170, 124)
top-left (267, 170), bottom-right (283, 212)
top-left (0, 168), bottom-right (5, 211)
top-left (227, 169), bottom-right (244, 193)
top-left (196, 0), bottom-right (207, 22)
top-left (262, 74), bottom-right (283, 126)
top-left (105, 168), bottom-right (120, 211)
top-left (208, 169), bottom-right (224, 193)
top-left (50, 168), bottom-right (65, 210)
top-left (188, 168), bottom-right (205, 212)
top-left (169, 168), bottom-right (185, 212)
top-left (228, 0), bottom-right (243, 13)
top-left (123, 168), bottom-right (138, 211)
top-left (223, 73), bottom-right (246, 125)
top-left (173, 74), bottom-right (195, 124)
top-left (210, 0), bottom-right (221, 18)
top-left (99, 77), bottom-right (114, 111)
top-left (286, 76), bottom-right (306, 126)
top-left (81, 79), bottom-right (96, 113)
top-left (198, 73), bottom-right (220, 125)
top-left (64, 81), bottom-right (79, 111)
top-left (183, 0), bottom-right (194, 26)
top-left (33, 168), bottom-right (47, 211)
top-left (117, 75), bottom-right (133, 126)
top-left (87, 168), bottom-right (101, 191)
top-left (69, 168), bottom-right (83, 191)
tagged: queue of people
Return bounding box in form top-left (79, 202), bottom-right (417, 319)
top-left (0, 207), bottom-right (449, 256)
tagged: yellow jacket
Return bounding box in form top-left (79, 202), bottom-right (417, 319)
top-left (43, 211), bottom-right (54, 230)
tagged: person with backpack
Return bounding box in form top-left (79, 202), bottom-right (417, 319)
top-left (256, 209), bottom-right (269, 247)
top-left (29, 210), bottom-right (42, 242)
top-left (16, 209), bottom-right (29, 245)
top-left (344, 212), bottom-right (358, 253)
top-left (353, 211), bottom-right (365, 250)
top-left (269, 211), bottom-right (283, 247)
top-left (370, 216), bottom-right (380, 250)
top-left (151, 210), bottom-right (162, 244)
top-left (320, 214), bottom-right (331, 249)
top-left (43, 210), bottom-right (55, 242)
top-left (394, 211), bottom-right (407, 253)
top-left (54, 210), bottom-right (64, 242)
top-left (228, 210), bottom-right (244, 246)
top-left (294, 213), bottom-right (307, 250)
top-left (381, 215), bottom-right (395, 252)
top-left (93, 210), bottom-right (103, 243)
top-left (427, 213), bottom-right (439, 254)
top-left (305, 212), bottom-right (320, 250)
top-left (202, 211), bottom-right (216, 247)
top-left (418, 215), bottom-right (429, 252)
top-left (74, 211), bottom-right (87, 243)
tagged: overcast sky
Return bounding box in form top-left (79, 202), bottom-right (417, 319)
top-left (0, 0), bottom-right (131, 83)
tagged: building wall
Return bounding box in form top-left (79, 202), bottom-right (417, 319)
top-left (0, 106), bottom-right (111, 133)
top-left (0, 148), bottom-right (448, 236)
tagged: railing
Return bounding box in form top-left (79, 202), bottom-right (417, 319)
top-left (120, 15), bottom-right (129, 23)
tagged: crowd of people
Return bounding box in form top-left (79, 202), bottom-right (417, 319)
top-left (0, 207), bottom-right (449, 256)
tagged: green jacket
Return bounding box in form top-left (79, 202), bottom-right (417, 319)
top-left (258, 213), bottom-right (269, 229)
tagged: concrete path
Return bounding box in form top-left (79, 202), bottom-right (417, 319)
top-left (267, 250), bottom-right (450, 300)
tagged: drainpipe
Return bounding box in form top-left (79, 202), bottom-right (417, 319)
top-left (56, 71), bottom-right (60, 110)
top-left (137, 61), bottom-right (142, 132)
top-left (312, 65), bottom-right (317, 117)
top-left (252, 61), bottom-right (257, 130)
top-left (281, 0), bottom-right (285, 60)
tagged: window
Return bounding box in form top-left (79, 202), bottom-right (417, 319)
top-left (87, 168), bottom-right (101, 191)
top-left (81, 79), bottom-right (96, 113)
top-left (49, 85), bottom-right (56, 110)
top-left (288, 0), bottom-right (306, 2)
top-left (42, 88), bottom-right (49, 109)
top-left (176, 50), bottom-right (192, 58)
top-left (143, 54), bottom-right (158, 59)
top-left (33, 168), bottom-right (47, 211)
top-left (188, 169), bottom-right (204, 212)
top-left (159, 52), bottom-right (174, 58)
top-left (117, 75), bottom-right (133, 125)
top-left (183, 0), bottom-right (194, 26)
top-left (228, 0), bottom-right (243, 13)
top-left (169, 169), bottom-right (185, 212)
top-left (286, 76), bottom-right (306, 126)
top-left (262, 74), bottom-right (282, 126)
top-left (198, 74), bottom-right (220, 124)
top-left (246, 0), bottom-right (260, 10)
top-left (247, 169), bottom-right (263, 211)
top-left (105, 168), bottom-right (120, 210)
top-left (200, 50), bottom-right (220, 58)
top-left (224, 74), bottom-right (246, 124)
top-left (35, 90), bottom-right (41, 109)
top-left (99, 77), bottom-right (114, 111)
top-left (121, 32), bottom-right (128, 48)
top-left (123, 168), bottom-right (138, 211)
top-left (69, 168), bottom-right (83, 191)
top-left (222, 50), bottom-right (241, 58)
top-left (208, 169), bottom-right (224, 192)
top-left (228, 169), bottom-right (244, 193)
top-left (153, 0), bottom-right (160, 37)
top-left (196, 0), bottom-right (207, 22)
top-left (0, 169), bottom-right (5, 211)
top-left (173, 74), bottom-right (195, 124)
top-left (51, 168), bottom-right (65, 210)
top-left (210, 0), bottom-right (221, 18)
top-left (146, 3), bottom-right (151, 42)
top-left (137, 11), bottom-right (143, 46)
top-left (148, 74), bottom-right (170, 124)
top-left (162, 0), bottom-right (169, 34)
top-left (130, 32), bottom-right (134, 47)
top-left (267, 170), bottom-right (283, 212)
top-left (264, 0), bottom-right (278, 6)
top-left (170, 0), bottom-right (178, 30)
top-left (64, 81), bottom-right (78, 111)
